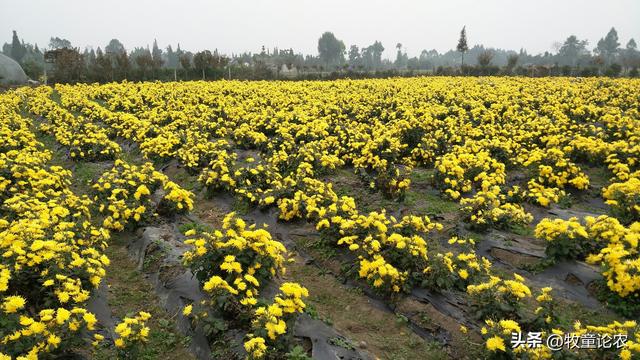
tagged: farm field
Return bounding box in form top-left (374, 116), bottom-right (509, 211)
top-left (1, 77), bottom-right (640, 360)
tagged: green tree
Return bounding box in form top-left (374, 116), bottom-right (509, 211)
top-left (348, 45), bottom-right (360, 66)
top-left (457, 26), bottom-right (469, 68)
top-left (151, 39), bottom-right (164, 73)
top-left (558, 35), bottom-right (589, 67)
top-left (370, 41), bottom-right (384, 69)
top-left (477, 50), bottom-right (493, 67)
top-left (104, 39), bottom-right (125, 80)
top-left (193, 50), bottom-right (214, 79)
top-left (361, 46), bottom-right (373, 69)
top-left (596, 27), bottom-right (620, 64)
top-left (84, 48), bottom-right (97, 80)
top-left (317, 32), bottom-right (345, 69)
top-left (10, 30), bottom-right (26, 63)
top-left (49, 37), bottom-right (72, 50)
top-left (395, 43), bottom-right (408, 68)
top-left (134, 48), bottom-right (153, 79)
top-left (21, 54), bottom-right (43, 80)
top-left (506, 54), bottom-right (519, 72)
top-left (48, 47), bottom-right (84, 83)
top-left (116, 51), bottom-right (130, 80)
top-left (21, 43), bottom-right (45, 80)
top-left (95, 47), bottom-right (113, 81)
top-left (105, 39), bottom-right (125, 55)
top-left (166, 44), bottom-right (178, 69)
top-left (623, 39), bottom-right (639, 74)
top-left (179, 52), bottom-right (192, 79)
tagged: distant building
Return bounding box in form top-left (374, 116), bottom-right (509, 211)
top-left (279, 64), bottom-right (298, 78)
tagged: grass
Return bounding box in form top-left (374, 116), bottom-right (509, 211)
top-left (36, 132), bottom-right (69, 164)
top-left (328, 167), bottom-right (458, 216)
top-left (328, 336), bottom-right (356, 350)
top-left (463, 230), bottom-right (484, 243)
top-left (49, 88), bottom-right (62, 104)
top-left (178, 221), bottom-right (213, 235)
top-left (553, 297), bottom-right (623, 329)
top-left (285, 262), bottom-right (449, 360)
top-left (210, 339), bottom-right (240, 360)
top-left (582, 165), bottom-right (611, 188)
top-left (409, 168), bottom-right (434, 183)
top-left (404, 190), bottom-right (459, 215)
top-left (72, 161), bottom-right (109, 194)
top-left (231, 197), bottom-right (253, 215)
top-left (407, 168), bottom-right (458, 214)
top-left (162, 161), bottom-right (199, 190)
top-left (509, 223), bottom-right (534, 237)
top-left (295, 236), bottom-right (338, 262)
top-left (304, 303), bottom-right (334, 326)
top-left (118, 146), bottom-right (146, 166)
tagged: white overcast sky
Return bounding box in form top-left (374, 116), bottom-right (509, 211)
top-left (1, 0), bottom-right (638, 59)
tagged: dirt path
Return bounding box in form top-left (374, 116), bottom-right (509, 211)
top-left (285, 259), bottom-right (449, 360)
top-left (91, 234), bottom-right (195, 360)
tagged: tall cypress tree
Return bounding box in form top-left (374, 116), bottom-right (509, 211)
top-left (151, 39), bottom-right (164, 71)
top-left (457, 26), bottom-right (469, 68)
top-left (10, 30), bottom-right (26, 63)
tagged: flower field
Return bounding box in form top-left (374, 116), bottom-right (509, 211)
top-left (1, 77), bottom-right (640, 359)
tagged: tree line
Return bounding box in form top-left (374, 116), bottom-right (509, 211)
top-left (2, 26), bottom-right (639, 84)
top-left (316, 27), bottom-right (638, 77)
